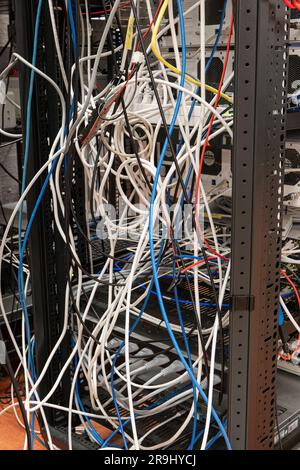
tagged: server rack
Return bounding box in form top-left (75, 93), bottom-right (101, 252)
top-left (229, 0), bottom-right (289, 450)
top-left (14, 0), bottom-right (76, 427)
top-left (14, 0), bottom-right (290, 450)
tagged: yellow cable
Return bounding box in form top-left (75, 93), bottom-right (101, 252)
top-left (125, 16), bottom-right (135, 50)
top-left (151, 0), bottom-right (233, 104)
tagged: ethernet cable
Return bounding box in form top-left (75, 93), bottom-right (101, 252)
top-left (150, 0), bottom-right (232, 104)
top-left (0, 0), bottom-right (236, 451)
top-left (147, 0), bottom-right (231, 450)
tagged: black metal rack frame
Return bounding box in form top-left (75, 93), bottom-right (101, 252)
top-left (14, 0), bottom-right (75, 427)
top-left (229, 0), bottom-right (289, 450)
top-left (13, 0), bottom-right (290, 450)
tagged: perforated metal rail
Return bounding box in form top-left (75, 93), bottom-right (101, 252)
top-left (229, 0), bottom-right (289, 450)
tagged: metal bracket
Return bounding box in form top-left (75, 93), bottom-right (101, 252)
top-left (231, 295), bottom-right (255, 312)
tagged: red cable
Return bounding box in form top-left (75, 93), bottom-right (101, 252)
top-left (281, 269), bottom-right (300, 358)
top-left (136, 0), bottom-right (165, 51)
top-left (281, 270), bottom-right (300, 309)
top-left (283, 0), bottom-right (300, 10)
top-left (82, 0), bottom-right (164, 146)
top-left (82, 66), bottom-right (136, 145)
top-left (278, 351), bottom-right (291, 361)
top-left (294, 0), bottom-right (300, 10)
top-left (194, 10), bottom-right (234, 261)
top-left (181, 257), bottom-right (217, 275)
top-left (283, 0), bottom-right (295, 7)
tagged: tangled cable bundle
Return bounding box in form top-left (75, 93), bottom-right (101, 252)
top-left (0, 0), bottom-right (299, 452)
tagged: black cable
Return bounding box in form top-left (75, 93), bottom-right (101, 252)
top-left (104, 3), bottom-right (204, 340)
top-left (62, 8), bottom-right (152, 278)
top-left (56, 3), bottom-right (132, 288)
top-left (0, 161), bottom-right (21, 184)
top-left (0, 36), bottom-right (11, 58)
top-left (89, 140), bottom-right (103, 227)
top-left (101, 6), bottom-right (210, 384)
top-left (71, 206), bottom-right (130, 274)
top-left (63, 0), bottom-right (107, 347)
top-left (0, 200), bottom-right (8, 224)
top-left (88, 70), bottom-right (143, 230)
top-left (100, 3), bottom-right (153, 194)
top-left (100, 67), bottom-right (139, 122)
top-left (1, 39), bottom-right (13, 146)
top-left (172, 242), bottom-right (211, 383)
top-left (75, 19), bottom-right (148, 268)
top-left (129, 0), bottom-right (225, 396)
top-left (54, 0), bottom-right (213, 396)
top-left (0, 138), bottom-right (22, 149)
top-left (286, 266), bottom-right (300, 287)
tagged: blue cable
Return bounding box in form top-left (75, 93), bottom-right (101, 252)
top-left (17, 0), bottom-right (43, 338)
top-left (205, 419), bottom-right (228, 450)
top-left (148, 0), bottom-right (231, 450)
top-left (17, 0), bottom-right (77, 438)
top-left (18, 0), bottom-right (43, 256)
top-left (176, 0), bottom-right (227, 157)
top-left (17, 156), bottom-right (60, 445)
top-left (113, 254), bottom-right (133, 271)
top-left (18, 157), bottom-right (59, 446)
top-left (16, 1), bottom-right (43, 444)
top-left (168, 0), bottom-right (227, 208)
top-left (18, 159), bottom-right (58, 335)
top-left (165, 0), bottom-right (226, 203)
top-left (101, 383), bottom-right (192, 449)
top-left (167, 7), bottom-right (199, 446)
top-left (281, 292), bottom-right (294, 299)
top-left (109, 241), bottom-right (166, 449)
top-left (101, 7), bottom-right (207, 438)
top-left (101, 418), bottom-right (130, 449)
top-left (172, 258), bottom-right (197, 450)
top-left (67, 0), bottom-right (77, 59)
top-left (102, 369), bottom-right (227, 449)
top-left (17, 0), bottom-right (229, 449)
top-left (73, 344), bottom-right (104, 445)
top-left (278, 305), bottom-right (284, 327)
top-left (154, 0), bottom-right (198, 451)
top-left (137, 282), bottom-right (230, 309)
top-left (206, 0), bottom-right (227, 72)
